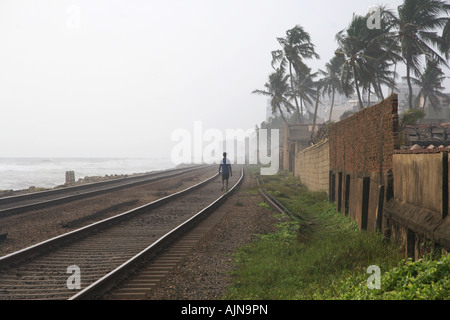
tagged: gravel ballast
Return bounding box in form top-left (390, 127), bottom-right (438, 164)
top-left (0, 166), bottom-right (281, 300)
top-left (146, 169), bottom-right (280, 300)
top-left (0, 166), bottom-right (217, 257)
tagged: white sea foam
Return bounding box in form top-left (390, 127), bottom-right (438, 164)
top-left (0, 158), bottom-right (175, 190)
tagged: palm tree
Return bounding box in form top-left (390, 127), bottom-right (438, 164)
top-left (411, 58), bottom-right (449, 111)
top-left (361, 7), bottom-right (402, 103)
top-left (293, 67), bottom-right (319, 121)
top-left (388, 0), bottom-right (450, 109)
top-left (272, 25), bottom-right (320, 121)
top-left (440, 18), bottom-right (450, 59)
top-left (335, 14), bottom-right (372, 109)
top-left (252, 66), bottom-right (295, 125)
top-left (336, 8), bottom-right (400, 109)
top-left (319, 55), bottom-right (347, 121)
top-left (311, 78), bottom-right (323, 139)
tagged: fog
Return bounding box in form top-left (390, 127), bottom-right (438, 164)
top-left (0, 0), bottom-right (448, 159)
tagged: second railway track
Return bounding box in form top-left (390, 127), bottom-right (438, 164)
top-left (0, 165), bottom-right (210, 218)
top-left (0, 165), bottom-right (218, 257)
top-left (0, 165), bottom-right (243, 300)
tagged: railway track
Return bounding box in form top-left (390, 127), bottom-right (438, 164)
top-left (256, 177), bottom-right (295, 218)
top-left (97, 171), bottom-right (283, 300)
top-left (0, 165), bottom-right (209, 218)
top-left (100, 168), bottom-right (244, 300)
top-left (0, 165), bottom-right (243, 300)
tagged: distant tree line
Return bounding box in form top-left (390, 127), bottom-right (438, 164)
top-left (253, 0), bottom-right (450, 128)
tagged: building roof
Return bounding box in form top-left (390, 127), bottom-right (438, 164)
top-left (395, 144), bottom-right (450, 154)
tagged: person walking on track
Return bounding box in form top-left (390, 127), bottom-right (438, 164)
top-left (219, 152), bottom-right (232, 191)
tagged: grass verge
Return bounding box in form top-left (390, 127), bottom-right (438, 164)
top-left (223, 167), bottom-right (449, 300)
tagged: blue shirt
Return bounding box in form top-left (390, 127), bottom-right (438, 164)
top-left (220, 158), bottom-right (231, 174)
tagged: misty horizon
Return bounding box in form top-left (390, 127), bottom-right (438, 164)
top-left (1, 0), bottom-right (449, 159)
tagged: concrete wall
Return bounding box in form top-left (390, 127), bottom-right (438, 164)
top-left (287, 93), bottom-right (450, 259)
top-left (294, 139), bottom-right (329, 193)
top-left (282, 124), bottom-right (320, 173)
top-left (384, 151), bottom-right (450, 258)
top-left (393, 153), bottom-right (444, 214)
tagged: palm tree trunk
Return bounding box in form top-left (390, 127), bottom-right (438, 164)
top-left (300, 98), bottom-right (304, 123)
top-left (311, 93), bottom-right (320, 141)
top-left (391, 61), bottom-right (397, 95)
top-left (289, 63), bottom-right (301, 121)
top-left (352, 63), bottom-right (364, 109)
top-left (406, 62), bottom-right (413, 109)
top-left (378, 80), bottom-right (384, 100)
top-left (278, 106), bottom-right (289, 124)
top-left (329, 89), bottom-right (335, 122)
top-left (422, 95), bottom-right (427, 110)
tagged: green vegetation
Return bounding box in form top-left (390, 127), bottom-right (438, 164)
top-left (257, 202), bottom-right (271, 210)
top-left (341, 255), bottom-right (450, 299)
top-left (223, 169), bottom-right (449, 300)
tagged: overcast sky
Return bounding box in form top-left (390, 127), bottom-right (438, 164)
top-left (0, 0), bottom-right (448, 159)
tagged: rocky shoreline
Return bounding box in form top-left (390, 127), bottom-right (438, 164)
top-left (0, 173), bottom-right (137, 198)
top-left (0, 163), bottom-right (197, 199)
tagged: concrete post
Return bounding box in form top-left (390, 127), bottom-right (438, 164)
top-left (66, 171), bottom-right (75, 185)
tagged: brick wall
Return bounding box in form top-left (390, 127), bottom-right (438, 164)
top-left (329, 94), bottom-right (399, 174)
top-left (294, 139), bottom-right (329, 193)
top-left (291, 93), bottom-right (449, 258)
top-left (328, 94), bottom-right (399, 232)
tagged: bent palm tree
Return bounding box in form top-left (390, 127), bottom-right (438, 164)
top-left (311, 77), bottom-right (324, 139)
top-left (293, 67), bottom-right (319, 121)
top-left (336, 8), bottom-right (400, 109)
top-left (411, 58), bottom-right (449, 111)
top-left (252, 67), bottom-right (295, 125)
top-left (272, 25), bottom-right (320, 121)
top-left (319, 55), bottom-right (347, 121)
top-left (440, 18), bottom-right (450, 59)
top-left (335, 15), bottom-right (372, 109)
top-left (362, 6), bottom-right (402, 103)
top-left (388, 0), bottom-right (450, 109)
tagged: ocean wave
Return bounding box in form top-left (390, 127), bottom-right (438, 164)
top-left (0, 158), bottom-right (175, 190)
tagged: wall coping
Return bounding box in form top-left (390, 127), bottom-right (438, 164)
top-left (394, 145), bottom-right (450, 154)
top-left (295, 138), bottom-right (329, 158)
top-left (384, 198), bottom-right (449, 251)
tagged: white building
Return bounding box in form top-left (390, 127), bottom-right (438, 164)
top-left (321, 93), bottom-right (357, 122)
top-left (397, 78), bottom-right (421, 112)
top-left (419, 93), bottom-right (450, 122)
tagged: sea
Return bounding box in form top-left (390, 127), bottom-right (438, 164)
top-left (0, 158), bottom-right (176, 191)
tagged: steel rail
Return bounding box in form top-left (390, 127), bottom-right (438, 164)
top-left (69, 166), bottom-right (244, 300)
top-left (0, 170), bottom-right (219, 269)
top-left (256, 177), bottom-right (295, 218)
top-left (0, 165), bottom-right (210, 217)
